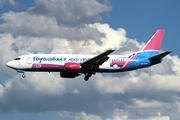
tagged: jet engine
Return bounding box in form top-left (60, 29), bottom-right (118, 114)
top-left (64, 62), bottom-right (81, 71)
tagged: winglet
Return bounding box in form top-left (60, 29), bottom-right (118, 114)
top-left (141, 30), bottom-right (165, 51)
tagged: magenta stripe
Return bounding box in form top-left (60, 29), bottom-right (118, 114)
top-left (32, 64), bottom-right (64, 68)
top-left (122, 52), bottom-right (140, 69)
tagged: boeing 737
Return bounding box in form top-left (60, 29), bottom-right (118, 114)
top-left (6, 30), bottom-right (171, 81)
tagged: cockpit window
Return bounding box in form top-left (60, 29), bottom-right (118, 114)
top-left (14, 58), bottom-right (21, 60)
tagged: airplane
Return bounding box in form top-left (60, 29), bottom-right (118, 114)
top-left (6, 29), bottom-right (172, 81)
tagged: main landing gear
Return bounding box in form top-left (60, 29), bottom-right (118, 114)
top-left (84, 72), bottom-right (92, 81)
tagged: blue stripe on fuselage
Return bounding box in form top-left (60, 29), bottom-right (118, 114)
top-left (125, 51), bottom-right (160, 70)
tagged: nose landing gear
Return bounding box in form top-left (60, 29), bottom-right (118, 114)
top-left (22, 73), bottom-right (26, 78)
top-left (17, 70), bottom-right (26, 78)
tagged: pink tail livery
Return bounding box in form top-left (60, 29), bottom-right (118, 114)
top-left (141, 29), bottom-right (165, 51)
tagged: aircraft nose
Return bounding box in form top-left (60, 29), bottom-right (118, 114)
top-left (6, 61), bottom-right (12, 68)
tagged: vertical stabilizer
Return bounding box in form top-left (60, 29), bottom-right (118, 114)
top-left (141, 30), bottom-right (165, 51)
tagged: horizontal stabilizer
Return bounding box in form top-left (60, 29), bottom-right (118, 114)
top-left (149, 51), bottom-right (172, 60)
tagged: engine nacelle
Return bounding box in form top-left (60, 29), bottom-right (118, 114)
top-left (64, 62), bottom-right (81, 71)
top-left (60, 72), bottom-right (79, 78)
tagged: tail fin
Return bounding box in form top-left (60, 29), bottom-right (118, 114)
top-left (141, 29), bottom-right (165, 51)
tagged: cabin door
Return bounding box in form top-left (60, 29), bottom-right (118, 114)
top-left (26, 56), bottom-right (32, 64)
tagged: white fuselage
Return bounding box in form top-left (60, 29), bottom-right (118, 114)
top-left (6, 53), bottom-right (135, 72)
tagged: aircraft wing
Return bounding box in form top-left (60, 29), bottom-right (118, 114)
top-left (81, 50), bottom-right (114, 67)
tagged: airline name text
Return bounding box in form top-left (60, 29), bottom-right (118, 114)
top-left (33, 56), bottom-right (89, 63)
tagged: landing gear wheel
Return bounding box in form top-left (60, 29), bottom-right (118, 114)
top-left (84, 72), bottom-right (92, 81)
top-left (84, 76), bottom-right (89, 81)
top-left (22, 73), bottom-right (26, 78)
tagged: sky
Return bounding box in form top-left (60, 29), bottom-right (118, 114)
top-left (0, 0), bottom-right (180, 120)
